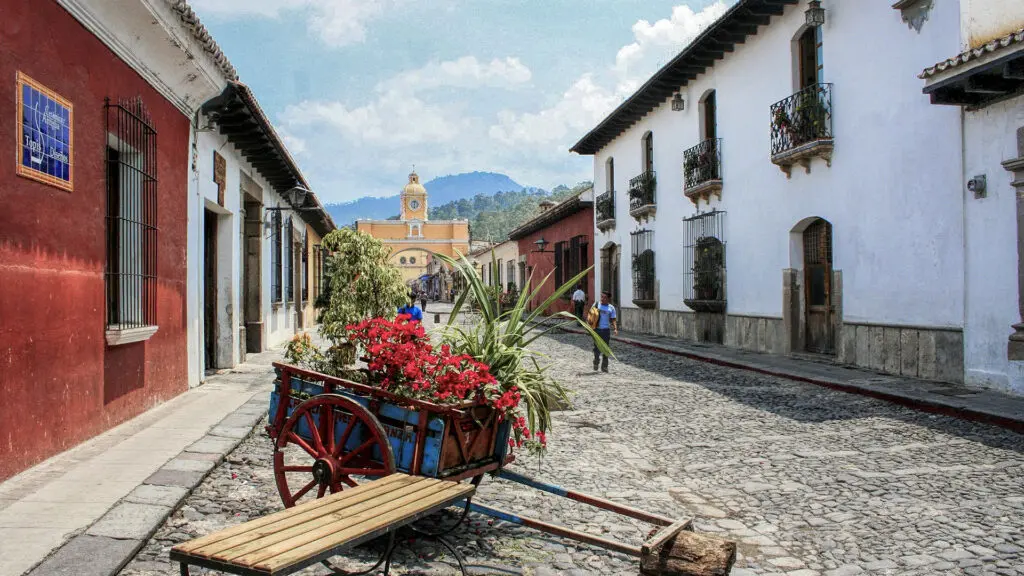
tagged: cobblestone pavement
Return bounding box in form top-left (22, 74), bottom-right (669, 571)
top-left (122, 329), bottom-right (1024, 576)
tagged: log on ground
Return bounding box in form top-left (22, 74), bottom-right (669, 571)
top-left (639, 530), bottom-right (736, 576)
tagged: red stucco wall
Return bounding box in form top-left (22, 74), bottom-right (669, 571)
top-left (515, 206), bottom-right (595, 315)
top-left (0, 0), bottom-right (189, 480)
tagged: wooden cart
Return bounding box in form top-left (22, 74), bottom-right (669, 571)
top-left (268, 363), bottom-right (735, 575)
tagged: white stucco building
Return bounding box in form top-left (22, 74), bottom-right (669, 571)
top-left (919, 0), bottom-right (1024, 394)
top-left (572, 0), bottom-right (1024, 392)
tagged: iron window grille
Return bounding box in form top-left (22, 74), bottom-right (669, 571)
top-left (682, 210), bottom-right (727, 313)
top-left (628, 171), bottom-right (656, 212)
top-left (271, 210), bottom-right (282, 303)
top-left (284, 217), bottom-right (293, 303)
top-left (770, 83), bottom-right (833, 156)
top-left (631, 229), bottom-right (656, 305)
top-left (506, 260), bottom-right (515, 291)
top-left (567, 234), bottom-right (587, 293)
top-left (596, 190), bottom-right (615, 223)
top-left (105, 96), bottom-right (158, 330)
top-left (301, 232), bottom-right (309, 301)
top-left (683, 138), bottom-right (723, 190)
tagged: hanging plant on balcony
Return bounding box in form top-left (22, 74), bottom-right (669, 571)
top-left (772, 107), bottom-right (792, 131)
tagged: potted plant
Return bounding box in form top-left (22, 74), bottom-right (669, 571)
top-left (434, 253), bottom-right (612, 453)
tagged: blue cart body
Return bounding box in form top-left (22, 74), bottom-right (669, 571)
top-left (269, 374), bottom-right (511, 478)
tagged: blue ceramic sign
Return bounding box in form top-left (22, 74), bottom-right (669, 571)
top-left (17, 72), bottom-right (73, 191)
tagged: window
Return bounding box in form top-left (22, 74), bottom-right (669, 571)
top-left (605, 157), bottom-right (614, 193)
top-left (284, 217), bottom-right (293, 303)
top-left (313, 243), bottom-right (323, 300)
top-left (400, 256), bottom-right (407, 265)
top-left (410, 256), bottom-right (416, 264)
top-left (301, 231), bottom-right (309, 301)
top-left (506, 260), bottom-right (516, 291)
top-left (497, 259), bottom-right (503, 288)
top-left (518, 260), bottom-right (526, 289)
top-left (682, 210), bottom-right (726, 311)
top-left (631, 229), bottom-right (655, 306)
top-left (798, 26), bottom-right (823, 89)
top-left (271, 211), bottom-right (282, 303)
top-left (105, 96), bottom-right (158, 339)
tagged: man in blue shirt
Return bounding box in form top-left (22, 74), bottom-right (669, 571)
top-left (397, 294), bottom-right (424, 323)
top-left (592, 291), bottom-right (617, 372)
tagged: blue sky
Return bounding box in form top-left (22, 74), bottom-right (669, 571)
top-left (190, 0), bottom-right (731, 203)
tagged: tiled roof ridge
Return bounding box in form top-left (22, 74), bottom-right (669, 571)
top-left (165, 0), bottom-right (240, 82)
top-left (920, 27), bottom-right (1024, 79)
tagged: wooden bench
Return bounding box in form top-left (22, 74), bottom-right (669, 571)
top-left (170, 473), bottom-right (475, 575)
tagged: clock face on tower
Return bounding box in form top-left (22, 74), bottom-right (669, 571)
top-left (409, 199), bottom-right (421, 211)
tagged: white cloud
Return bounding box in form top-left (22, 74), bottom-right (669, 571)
top-left (380, 57), bottom-right (532, 93)
top-left (614, 3), bottom-right (729, 80)
top-left (189, 0), bottom-right (398, 47)
top-left (489, 3), bottom-right (728, 157)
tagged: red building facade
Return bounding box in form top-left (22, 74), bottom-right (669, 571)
top-left (0, 0), bottom-right (190, 480)
top-left (510, 190), bottom-right (595, 314)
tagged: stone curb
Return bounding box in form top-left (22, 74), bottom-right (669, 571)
top-left (557, 325), bottom-right (1024, 434)
top-left (25, 394), bottom-right (270, 576)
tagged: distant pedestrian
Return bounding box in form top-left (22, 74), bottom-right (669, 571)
top-left (571, 285), bottom-right (586, 319)
top-left (591, 291), bottom-right (617, 373)
top-left (398, 294), bottom-right (423, 323)
top-left (420, 292), bottom-right (428, 312)
top-left (449, 287), bottom-right (455, 302)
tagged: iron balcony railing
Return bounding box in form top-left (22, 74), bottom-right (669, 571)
top-left (770, 83), bottom-right (833, 157)
top-left (596, 190), bottom-right (615, 223)
top-left (628, 170), bottom-right (656, 212)
top-left (683, 138), bottom-right (722, 190)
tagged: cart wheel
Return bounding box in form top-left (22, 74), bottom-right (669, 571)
top-left (273, 394), bottom-right (395, 508)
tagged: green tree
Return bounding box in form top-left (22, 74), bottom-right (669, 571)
top-left (316, 228), bottom-right (408, 347)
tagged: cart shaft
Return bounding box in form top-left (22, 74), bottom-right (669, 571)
top-left (467, 502), bottom-right (642, 557)
top-left (495, 469), bottom-right (675, 527)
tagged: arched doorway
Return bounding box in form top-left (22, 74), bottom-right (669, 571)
top-left (802, 218), bottom-right (833, 354)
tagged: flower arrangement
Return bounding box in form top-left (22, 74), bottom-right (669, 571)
top-left (345, 314), bottom-right (542, 450)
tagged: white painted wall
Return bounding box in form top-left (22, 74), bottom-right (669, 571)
top-left (963, 96), bottom-right (1024, 394)
top-left (592, 0), bottom-right (964, 325)
top-left (960, 0), bottom-right (1024, 49)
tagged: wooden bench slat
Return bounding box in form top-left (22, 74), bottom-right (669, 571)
top-left (201, 477), bottom-right (445, 561)
top-left (258, 483), bottom-right (474, 572)
top-left (214, 478), bottom-right (455, 564)
top-left (172, 473), bottom-right (412, 555)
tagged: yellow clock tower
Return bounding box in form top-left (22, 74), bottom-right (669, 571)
top-left (400, 172), bottom-right (428, 221)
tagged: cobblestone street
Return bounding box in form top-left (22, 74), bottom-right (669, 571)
top-left (122, 329), bottom-right (1024, 576)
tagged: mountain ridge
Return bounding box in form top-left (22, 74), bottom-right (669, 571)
top-left (325, 171), bottom-right (526, 225)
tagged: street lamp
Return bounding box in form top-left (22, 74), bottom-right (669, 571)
top-left (671, 93), bottom-right (685, 111)
top-left (533, 237), bottom-right (550, 253)
top-left (805, 0), bottom-right (825, 27)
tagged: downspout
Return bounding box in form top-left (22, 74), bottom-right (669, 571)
top-left (960, 105), bottom-right (968, 384)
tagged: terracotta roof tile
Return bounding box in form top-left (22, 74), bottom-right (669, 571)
top-left (920, 28), bottom-right (1024, 79)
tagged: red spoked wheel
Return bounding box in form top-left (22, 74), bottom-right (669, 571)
top-left (273, 394), bottom-right (395, 508)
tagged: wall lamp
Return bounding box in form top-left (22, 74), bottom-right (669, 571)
top-left (805, 0), bottom-right (825, 27)
top-left (671, 93), bottom-right (685, 111)
top-left (533, 237), bottom-right (551, 253)
top-left (265, 186), bottom-right (320, 213)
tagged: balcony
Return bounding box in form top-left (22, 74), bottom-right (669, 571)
top-left (628, 170), bottom-right (656, 221)
top-left (770, 83), bottom-right (833, 178)
top-left (595, 190), bottom-right (615, 232)
top-left (683, 138), bottom-right (723, 206)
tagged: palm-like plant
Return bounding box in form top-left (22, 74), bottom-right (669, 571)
top-left (434, 252), bottom-right (612, 450)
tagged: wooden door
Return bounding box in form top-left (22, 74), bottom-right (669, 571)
top-left (204, 210), bottom-right (217, 370)
top-left (703, 91), bottom-right (717, 140)
top-left (803, 219), bottom-right (833, 354)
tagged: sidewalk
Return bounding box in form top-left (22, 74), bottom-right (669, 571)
top-left (557, 324), bottom-right (1024, 433)
top-left (0, 345), bottom-right (285, 576)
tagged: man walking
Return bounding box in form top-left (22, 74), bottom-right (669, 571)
top-left (571, 284), bottom-right (586, 319)
top-left (420, 291), bottom-right (428, 313)
top-left (398, 293), bottom-right (424, 323)
top-left (592, 291), bottom-right (617, 372)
